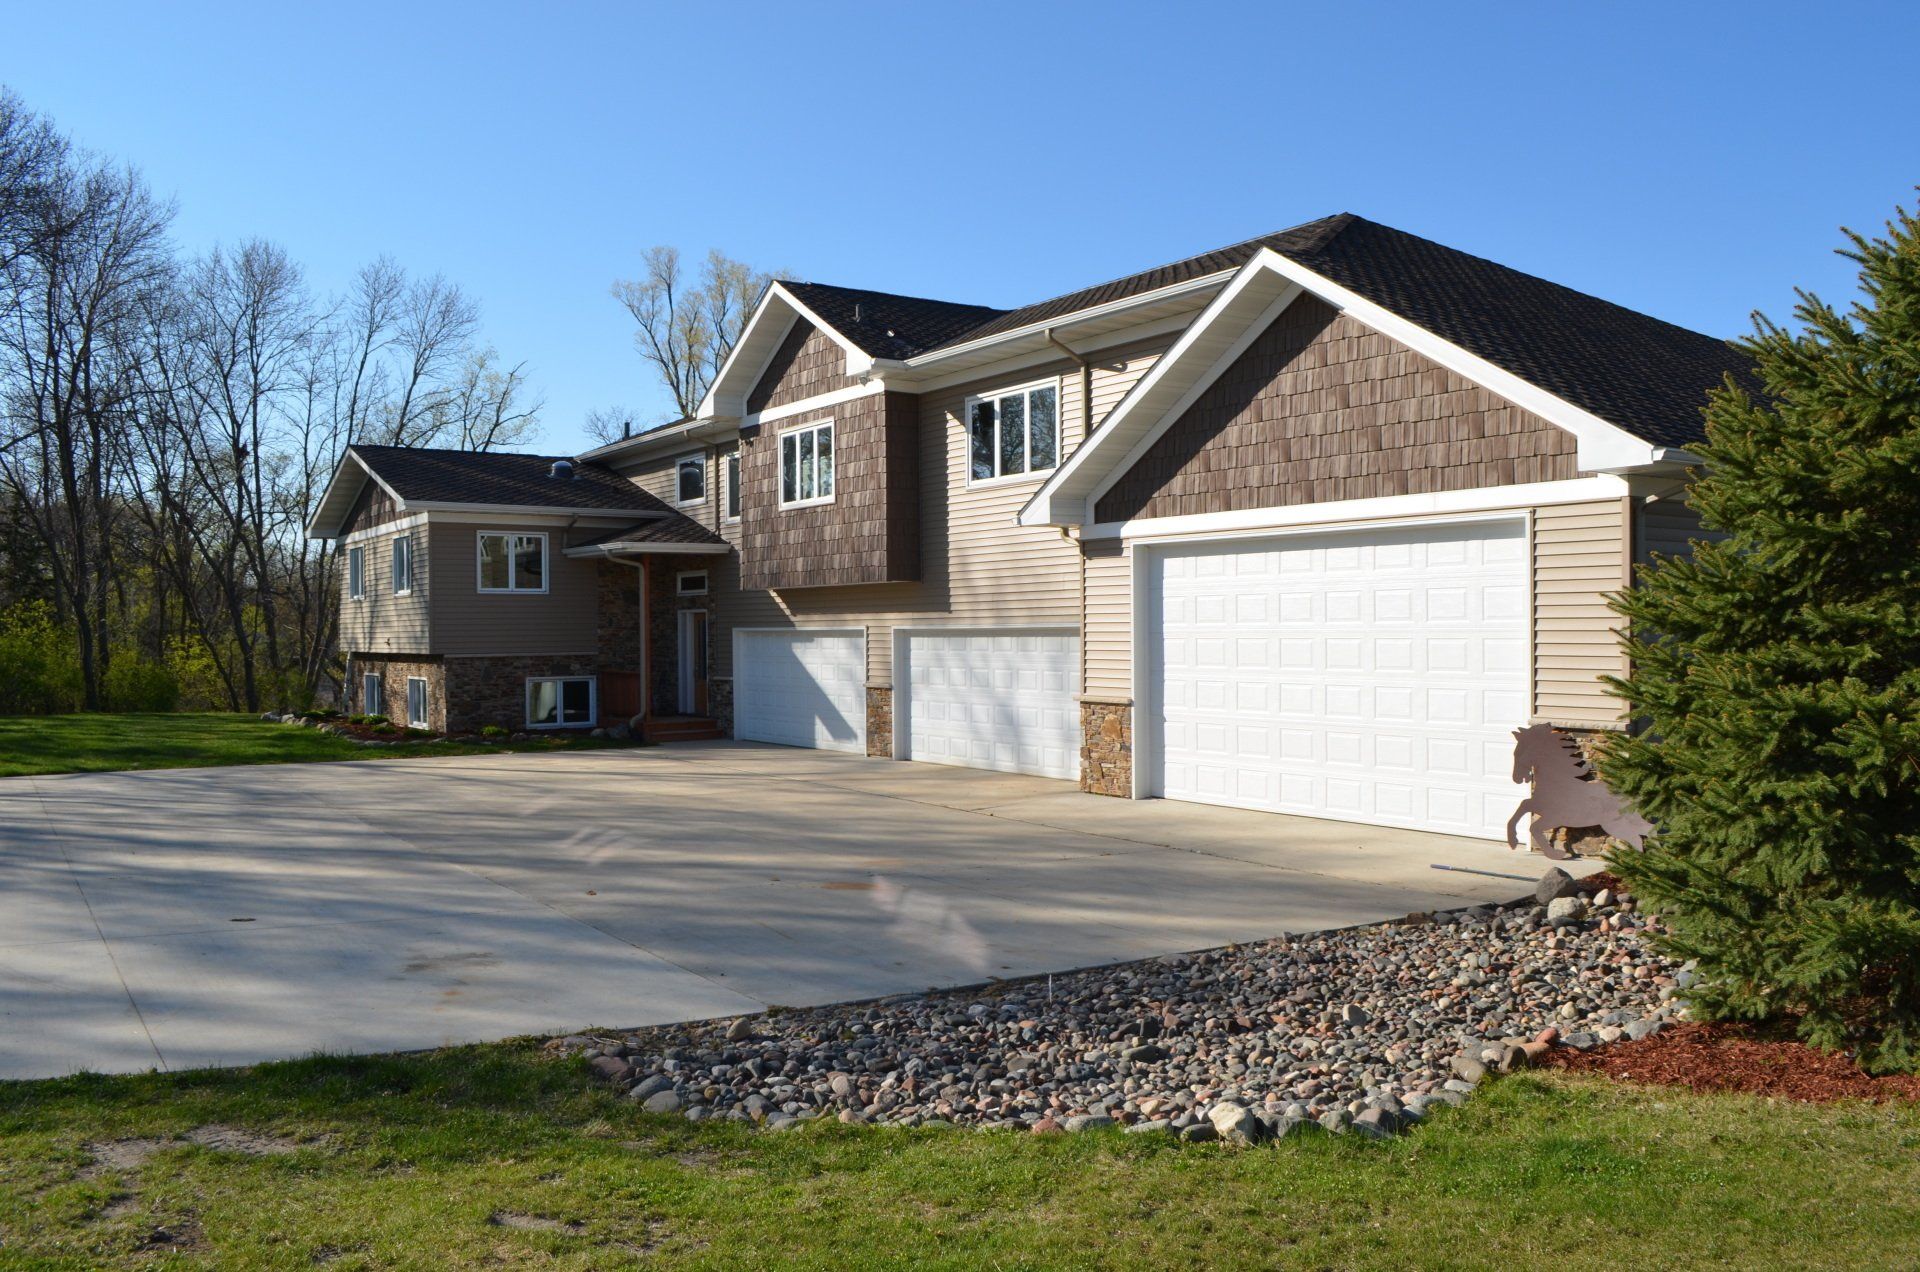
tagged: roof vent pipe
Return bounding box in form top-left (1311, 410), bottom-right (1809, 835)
top-left (854, 302), bottom-right (865, 323)
top-left (549, 459), bottom-right (576, 480)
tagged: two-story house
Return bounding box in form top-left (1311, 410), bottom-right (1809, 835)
top-left (307, 213), bottom-right (1745, 842)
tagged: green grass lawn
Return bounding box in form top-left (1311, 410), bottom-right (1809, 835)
top-left (0, 713), bottom-right (634, 778)
top-left (1, 1043), bottom-right (1915, 1269)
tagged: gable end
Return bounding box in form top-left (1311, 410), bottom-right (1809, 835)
top-left (1093, 296), bottom-right (1580, 524)
top-left (747, 319), bottom-right (860, 414)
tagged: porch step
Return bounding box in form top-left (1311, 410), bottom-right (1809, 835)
top-left (642, 715), bottom-right (725, 743)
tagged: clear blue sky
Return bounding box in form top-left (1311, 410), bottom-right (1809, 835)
top-left (8, 1), bottom-right (1915, 454)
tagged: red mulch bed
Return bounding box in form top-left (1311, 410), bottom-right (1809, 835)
top-left (1540, 1021), bottom-right (1920, 1104)
top-left (1575, 870), bottom-right (1623, 896)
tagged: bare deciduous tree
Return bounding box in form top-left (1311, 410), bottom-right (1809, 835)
top-left (611, 247), bottom-right (768, 421)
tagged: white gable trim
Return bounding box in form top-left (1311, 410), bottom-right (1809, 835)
top-left (1019, 247), bottom-right (1665, 527)
top-left (698, 284), bottom-right (876, 420)
top-left (306, 449), bottom-right (408, 540)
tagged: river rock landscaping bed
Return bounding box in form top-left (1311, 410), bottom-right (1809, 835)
top-left (554, 867), bottom-right (1690, 1142)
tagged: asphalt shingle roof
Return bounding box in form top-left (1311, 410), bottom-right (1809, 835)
top-left (572, 517), bottom-right (727, 549)
top-left (350, 446), bottom-right (673, 513)
top-left (778, 214), bottom-right (1752, 448)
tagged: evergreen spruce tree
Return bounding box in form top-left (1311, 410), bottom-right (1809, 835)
top-left (1602, 198), bottom-right (1920, 1073)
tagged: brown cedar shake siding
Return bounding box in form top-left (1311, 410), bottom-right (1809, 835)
top-left (1094, 296), bottom-right (1579, 524)
top-left (746, 319), bottom-right (860, 413)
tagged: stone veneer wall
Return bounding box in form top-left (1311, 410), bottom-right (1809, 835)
top-left (596, 562), bottom-right (641, 666)
top-left (1080, 699), bottom-right (1132, 797)
top-left (444, 654), bottom-right (602, 734)
top-left (866, 686), bottom-right (893, 758)
top-left (646, 562), bottom-right (715, 716)
top-left (710, 677), bottom-right (734, 738)
top-left (347, 655), bottom-right (446, 732)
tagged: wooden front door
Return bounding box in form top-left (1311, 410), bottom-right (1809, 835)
top-left (678, 610), bottom-right (710, 715)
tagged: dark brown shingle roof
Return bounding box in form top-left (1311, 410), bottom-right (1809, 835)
top-left (350, 445), bottom-right (671, 513)
top-left (572, 516), bottom-right (726, 549)
top-left (779, 214), bottom-right (1751, 448)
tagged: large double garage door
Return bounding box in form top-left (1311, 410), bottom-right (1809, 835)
top-left (733, 627), bottom-right (1080, 780)
top-left (1147, 520), bottom-right (1529, 840)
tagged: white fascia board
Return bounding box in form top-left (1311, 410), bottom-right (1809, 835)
top-left (745, 380), bottom-right (887, 427)
top-left (407, 501), bottom-right (672, 519)
top-left (563, 541), bottom-right (731, 559)
top-left (901, 272), bottom-right (1230, 370)
top-left (306, 450), bottom-right (407, 540)
top-left (1018, 260), bottom-right (1300, 527)
top-left (699, 284), bottom-right (876, 420)
top-left (906, 311), bottom-right (1199, 396)
top-left (581, 417), bottom-right (740, 467)
top-left (1085, 474), bottom-right (1631, 541)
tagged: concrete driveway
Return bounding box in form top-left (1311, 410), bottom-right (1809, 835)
top-left (0, 742), bottom-right (1568, 1080)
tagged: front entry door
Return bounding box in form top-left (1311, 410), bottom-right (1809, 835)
top-left (678, 610), bottom-right (710, 715)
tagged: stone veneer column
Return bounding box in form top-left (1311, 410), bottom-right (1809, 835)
top-left (710, 677), bottom-right (734, 738)
top-left (866, 686), bottom-right (893, 758)
top-left (1079, 698), bottom-right (1132, 796)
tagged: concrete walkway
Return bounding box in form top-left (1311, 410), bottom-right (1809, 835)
top-left (0, 742), bottom-right (1577, 1080)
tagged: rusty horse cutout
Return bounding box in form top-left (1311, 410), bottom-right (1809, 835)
top-left (1506, 723), bottom-right (1652, 859)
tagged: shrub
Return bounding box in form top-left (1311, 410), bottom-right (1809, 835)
top-left (480, 724), bottom-right (509, 739)
top-left (103, 655), bottom-right (180, 713)
top-left (1602, 201), bottom-right (1920, 1073)
top-left (349, 713), bottom-right (388, 727)
top-left (0, 601), bottom-right (82, 714)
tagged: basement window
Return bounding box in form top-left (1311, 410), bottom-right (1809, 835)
top-left (406, 676), bottom-right (430, 729)
top-left (968, 381), bottom-right (1059, 483)
top-left (362, 672), bottom-right (382, 716)
top-left (779, 419), bottom-right (835, 508)
top-left (527, 676), bottom-right (596, 729)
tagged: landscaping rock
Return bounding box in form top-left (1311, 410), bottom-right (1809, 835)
top-left (1546, 896), bottom-right (1589, 925)
top-left (725, 1017), bottom-right (756, 1042)
top-left (1207, 1102), bottom-right (1266, 1145)
top-left (641, 1091), bottom-right (681, 1114)
top-left (1534, 868), bottom-right (1583, 904)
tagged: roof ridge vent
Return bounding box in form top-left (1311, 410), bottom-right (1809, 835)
top-left (549, 459), bottom-right (576, 480)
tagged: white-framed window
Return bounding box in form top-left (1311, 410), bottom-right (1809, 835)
top-left (968, 380), bottom-right (1059, 484)
top-left (527, 676), bottom-right (595, 729)
top-left (347, 545), bottom-right (366, 600)
top-left (677, 570), bottom-right (709, 597)
top-left (476, 532), bottom-right (547, 593)
top-left (779, 419), bottom-right (835, 508)
top-left (361, 672), bottom-right (382, 716)
top-left (676, 454), bottom-right (706, 505)
top-left (405, 676), bottom-right (429, 729)
top-left (724, 451), bottom-right (741, 521)
top-left (391, 533), bottom-right (413, 596)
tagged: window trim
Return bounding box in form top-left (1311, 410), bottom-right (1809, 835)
top-left (724, 450), bottom-right (741, 522)
top-left (361, 672), bottom-right (382, 716)
top-left (347, 544), bottom-right (366, 600)
top-left (677, 569), bottom-right (710, 597)
top-left (964, 377), bottom-right (1062, 488)
top-left (525, 675), bottom-right (597, 730)
top-left (405, 676), bottom-right (430, 729)
top-left (675, 453), bottom-right (707, 506)
top-left (391, 533), bottom-right (413, 597)
top-left (777, 417), bottom-right (836, 510)
top-left (475, 531), bottom-right (550, 595)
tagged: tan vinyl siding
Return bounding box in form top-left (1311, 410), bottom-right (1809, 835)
top-left (710, 335), bottom-right (1173, 686)
top-left (1532, 499), bottom-right (1630, 728)
top-left (340, 523), bottom-right (430, 655)
top-left (427, 521), bottom-right (599, 656)
top-left (1082, 536), bottom-right (1132, 699)
top-left (1637, 496), bottom-right (1721, 564)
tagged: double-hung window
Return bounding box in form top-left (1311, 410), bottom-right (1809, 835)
top-left (725, 451), bottom-right (741, 520)
top-left (391, 533), bottom-right (413, 595)
top-left (477, 532), bottom-right (546, 593)
top-left (527, 676), bottom-right (595, 728)
top-left (676, 455), bottom-right (706, 504)
top-left (968, 381), bottom-right (1059, 483)
top-left (779, 419), bottom-right (834, 508)
top-left (347, 545), bottom-right (366, 599)
top-left (405, 676), bottom-right (429, 729)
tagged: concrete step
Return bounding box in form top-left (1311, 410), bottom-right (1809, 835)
top-left (642, 716), bottom-right (724, 743)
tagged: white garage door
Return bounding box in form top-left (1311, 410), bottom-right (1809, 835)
top-left (903, 630), bottom-right (1080, 779)
top-left (1150, 520), bottom-right (1529, 839)
top-left (734, 629), bottom-right (867, 753)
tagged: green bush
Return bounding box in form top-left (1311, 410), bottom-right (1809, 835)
top-left (0, 601), bottom-right (82, 714)
top-left (103, 655), bottom-right (180, 713)
top-left (480, 724), bottom-right (508, 739)
top-left (349, 713), bottom-right (388, 727)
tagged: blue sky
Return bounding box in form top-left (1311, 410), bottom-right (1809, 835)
top-left (8, 1), bottom-right (1915, 454)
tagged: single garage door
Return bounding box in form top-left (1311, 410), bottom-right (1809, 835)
top-left (734, 629), bottom-right (867, 753)
top-left (902, 630), bottom-right (1080, 779)
top-left (1150, 520), bottom-right (1528, 839)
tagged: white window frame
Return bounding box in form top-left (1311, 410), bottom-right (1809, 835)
top-left (475, 531), bottom-right (549, 594)
top-left (965, 378), bottom-right (1061, 488)
top-left (391, 533), bottom-right (413, 597)
top-left (778, 418), bottom-right (836, 509)
top-left (677, 570), bottom-right (710, 597)
top-left (405, 676), bottom-right (430, 729)
top-left (675, 454), bottom-right (707, 506)
top-left (361, 672), bottom-right (382, 716)
top-left (525, 675), bottom-right (597, 730)
top-left (347, 544), bottom-right (366, 600)
top-left (724, 451), bottom-right (741, 522)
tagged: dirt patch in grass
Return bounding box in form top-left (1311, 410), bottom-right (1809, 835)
top-left (81, 1138), bottom-right (171, 1177)
top-left (488, 1211), bottom-right (585, 1234)
top-left (1541, 1020), bottom-right (1920, 1103)
top-left (185, 1124), bottom-right (318, 1155)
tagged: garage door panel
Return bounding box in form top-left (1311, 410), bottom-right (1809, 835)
top-left (1153, 521), bottom-right (1528, 840)
top-left (735, 631), bottom-right (866, 754)
top-left (904, 631), bottom-right (1079, 780)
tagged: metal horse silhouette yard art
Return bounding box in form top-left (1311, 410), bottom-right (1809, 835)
top-left (1506, 723), bottom-right (1653, 859)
